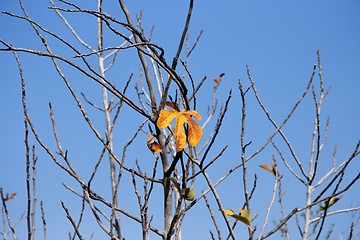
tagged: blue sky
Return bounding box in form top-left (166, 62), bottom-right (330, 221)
top-left (1, 0), bottom-right (359, 239)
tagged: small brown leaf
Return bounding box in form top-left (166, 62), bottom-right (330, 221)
top-left (260, 164), bottom-right (272, 173)
top-left (214, 73), bottom-right (225, 84)
top-left (149, 142), bottom-right (161, 153)
top-left (260, 162), bottom-right (280, 177)
top-left (147, 134), bottom-right (161, 153)
top-left (4, 192), bottom-right (16, 202)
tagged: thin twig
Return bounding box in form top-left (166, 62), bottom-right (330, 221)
top-left (246, 64), bottom-right (316, 176)
top-left (40, 201), bottom-right (47, 240)
top-left (204, 194), bottom-right (222, 240)
top-left (258, 158), bottom-right (279, 239)
top-left (0, 189), bottom-right (18, 240)
top-left (61, 202), bottom-right (84, 240)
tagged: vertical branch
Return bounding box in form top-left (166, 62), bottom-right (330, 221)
top-left (1, 200), bottom-right (6, 239)
top-left (30, 146), bottom-right (37, 240)
top-left (97, 0), bottom-right (121, 238)
top-left (309, 50), bottom-right (329, 184)
top-left (116, 0), bottom-right (176, 236)
top-left (277, 179), bottom-right (290, 240)
top-left (25, 120), bottom-right (33, 240)
top-left (159, 0), bottom-right (194, 111)
top-left (118, 0), bottom-right (157, 114)
top-left (131, 170), bottom-right (147, 240)
top-left (238, 78), bottom-right (255, 237)
top-left (40, 201), bottom-right (47, 240)
top-left (171, 0), bottom-right (194, 72)
top-left (157, 127), bottom-right (172, 238)
top-left (257, 157), bottom-right (279, 239)
top-left (304, 51), bottom-right (327, 240)
top-left (308, 84), bottom-right (321, 183)
top-left (238, 79), bottom-right (250, 210)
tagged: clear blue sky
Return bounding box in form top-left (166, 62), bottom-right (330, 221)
top-left (1, 1), bottom-right (359, 239)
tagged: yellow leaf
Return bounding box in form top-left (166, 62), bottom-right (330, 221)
top-left (238, 208), bottom-right (252, 225)
top-left (182, 187), bottom-right (195, 201)
top-left (170, 178), bottom-right (195, 201)
top-left (174, 114), bottom-right (187, 152)
top-left (183, 110), bottom-right (202, 147)
top-left (320, 195), bottom-right (342, 210)
top-left (157, 102), bottom-right (202, 152)
top-left (169, 177), bottom-right (181, 192)
top-left (223, 209), bottom-right (236, 216)
top-left (223, 208), bottom-right (252, 228)
top-left (157, 109), bottom-right (178, 128)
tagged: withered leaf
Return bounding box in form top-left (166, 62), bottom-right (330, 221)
top-left (3, 192), bottom-right (16, 202)
top-left (147, 133), bottom-right (161, 153)
top-left (260, 162), bottom-right (280, 177)
top-left (214, 73), bottom-right (225, 84)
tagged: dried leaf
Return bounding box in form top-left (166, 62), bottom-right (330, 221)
top-left (147, 133), bottom-right (156, 145)
top-left (149, 142), bottom-right (161, 153)
top-left (157, 102), bottom-right (202, 152)
top-left (147, 134), bottom-right (161, 153)
top-left (260, 162), bottom-right (280, 177)
top-left (214, 73), bottom-right (225, 84)
top-left (3, 192), bottom-right (16, 202)
top-left (260, 164), bottom-right (272, 173)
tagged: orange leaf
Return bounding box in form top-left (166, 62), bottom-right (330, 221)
top-left (174, 114), bottom-right (187, 152)
top-left (260, 164), bottom-right (272, 173)
top-left (260, 162), bottom-right (280, 177)
top-left (157, 109), bottom-right (178, 128)
top-left (214, 73), bottom-right (225, 84)
top-left (147, 133), bottom-right (156, 145)
top-left (186, 117), bottom-right (202, 147)
top-left (157, 103), bottom-right (202, 152)
top-left (147, 134), bottom-right (161, 153)
top-left (149, 142), bottom-right (162, 153)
